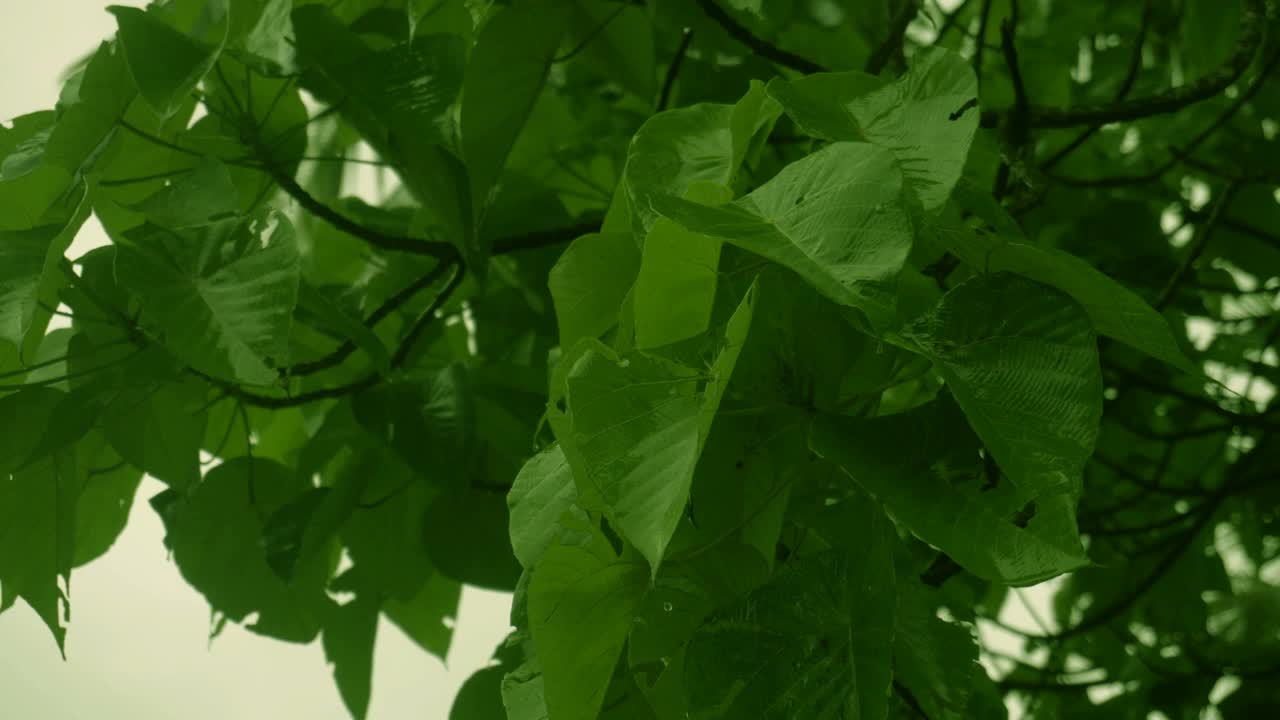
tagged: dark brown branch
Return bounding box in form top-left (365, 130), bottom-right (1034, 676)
top-left (231, 263), bottom-right (464, 408)
top-left (658, 28), bottom-right (695, 111)
top-left (694, 0), bottom-right (825, 74)
top-left (932, 0), bottom-right (971, 42)
top-left (1040, 0), bottom-right (1151, 170)
top-left (1155, 181), bottom-right (1238, 311)
top-left (1025, 0), bottom-right (1264, 128)
top-left (972, 0), bottom-right (994, 83)
top-left (865, 0), bottom-right (918, 75)
top-left (288, 261), bottom-right (455, 376)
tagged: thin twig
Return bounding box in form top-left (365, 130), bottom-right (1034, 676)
top-left (694, 0), bottom-right (824, 74)
top-left (657, 28), bottom-right (694, 111)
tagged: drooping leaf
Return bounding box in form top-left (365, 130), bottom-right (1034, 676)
top-left (508, 443), bottom-right (579, 569)
top-left (768, 47), bottom-right (979, 210)
top-left (632, 182), bottom-right (733, 349)
top-left (624, 81), bottom-right (781, 233)
top-left (383, 569), bottom-right (461, 660)
top-left (113, 208), bottom-right (300, 385)
top-left (529, 521), bottom-right (649, 720)
top-left (683, 547), bottom-right (895, 720)
top-left (0, 187), bottom-right (90, 348)
top-left (72, 438), bottom-right (143, 568)
top-left (549, 284), bottom-right (755, 572)
top-left (99, 379), bottom-right (206, 490)
top-left (166, 457), bottom-right (329, 642)
top-left (461, 1), bottom-right (570, 226)
top-left (893, 577), bottom-right (987, 720)
top-left (0, 390), bottom-right (79, 654)
top-left (423, 487), bottom-right (523, 591)
top-left (548, 231), bottom-right (641, 350)
top-left (934, 204), bottom-right (1196, 372)
top-left (902, 272), bottom-right (1104, 499)
top-left (323, 595), bottom-right (380, 720)
top-left (653, 142), bottom-right (912, 330)
top-left (108, 1), bottom-right (230, 118)
top-left (810, 395), bottom-right (1091, 585)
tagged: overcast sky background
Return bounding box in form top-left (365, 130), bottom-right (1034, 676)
top-left (0, 3), bottom-right (512, 719)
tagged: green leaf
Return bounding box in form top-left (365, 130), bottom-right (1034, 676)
top-left (167, 457), bottom-right (329, 642)
top-left (128, 155), bottom-right (240, 229)
top-left (461, 1), bottom-right (569, 222)
top-left (383, 569), bottom-right (461, 660)
top-left (113, 208), bottom-right (300, 385)
top-left (339, 462), bottom-right (436, 602)
top-left (529, 521), bottom-right (649, 720)
top-left (99, 379), bottom-right (207, 490)
top-left (653, 142), bottom-right (912, 330)
top-left (894, 577), bottom-right (986, 720)
top-left (44, 41), bottom-right (137, 179)
top-left (72, 438), bottom-right (143, 568)
top-left (0, 187), bottom-right (90, 348)
top-left (548, 231), bottom-right (641, 350)
top-left (0, 449), bottom-right (79, 655)
top-left (423, 488), bottom-right (523, 591)
top-left (903, 272), bottom-right (1104, 499)
top-left (633, 182), bottom-right (733, 349)
top-left (508, 444), bottom-right (579, 569)
top-left (810, 395), bottom-right (1091, 585)
top-left (768, 47), bottom-right (978, 210)
top-left (934, 203), bottom-right (1196, 372)
top-left (550, 284), bottom-right (755, 572)
top-left (108, 1), bottom-right (230, 118)
top-left (323, 596), bottom-right (380, 720)
top-left (683, 547), bottom-right (895, 720)
top-left (624, 82), bottom-right (781, 233)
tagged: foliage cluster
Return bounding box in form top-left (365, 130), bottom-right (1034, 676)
top-left (2, 0), bottom-right (1280, 718)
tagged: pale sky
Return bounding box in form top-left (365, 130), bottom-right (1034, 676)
top-left (0, 3), bottom-right (512, 718)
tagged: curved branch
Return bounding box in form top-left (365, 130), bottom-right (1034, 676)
top-left (1026, 0), bottom-right (1265, 128)
top-left (694, 0), bottom-right (825, 74)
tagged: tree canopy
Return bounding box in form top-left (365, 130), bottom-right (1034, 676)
top-left (2, 0), bottom-right (1279, 718)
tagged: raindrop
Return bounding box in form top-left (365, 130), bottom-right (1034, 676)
top-left (662, 601), bottom-right (673, 612)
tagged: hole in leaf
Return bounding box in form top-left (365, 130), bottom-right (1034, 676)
top-left (1012, 501), bottom-right (1037, 528)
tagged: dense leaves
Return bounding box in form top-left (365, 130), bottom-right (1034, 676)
top-left (3, 1), bottom-right (1280, 719)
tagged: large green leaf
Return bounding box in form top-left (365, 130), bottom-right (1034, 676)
top-left (167, 458), bottom-right (329, 642)
top-left (652, 142), bottom-right (912, 330)
top-left (624, 82), bottom-right (781, 233)
top-left (323, 595), bottom-right (380, 720)
top-left (549, 284), bottom-right (755, 572)
top-left (934, 205), bottom-right (1196, 372)
top-left (0, 387), bottom-right (78, 653)
top-left (100, 379), bottom-right (206, 490)
top-left (113, 208), bottom-right (300, 385)
top-left (0, 113), bottom-right (75, 232)
top-left (683, 546), bottom-right (895, 720)
top-left (893, 577), bottom-right (986, 720)
top-left (508, 444), bottom-right (579, 569)
top-left (0, 188), bottom-right (89, 347)
top-left (810, 395), bottom-right (1091, 585)
top-left (72, 436), bottom-right (143, 568)
top-left (632, 183), bottom-right (733, 349)
top-left (529, 521), bottom-right (649, 720)
top-left (461, 1), bottom-right (569, 225)
top-left (903, 272), bottom-right (1104, 499)
top-left (108, 1), bottom-right (230, 118)
top-left (548, 232), bottom-right (641, 350)
top-left (768, 47), bottom-right (978, 211)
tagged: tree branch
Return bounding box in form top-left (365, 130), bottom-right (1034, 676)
top-left (694, 0), bottom-right (825, 74)
top-left (1025, 0), bottom-right (1264, 128)
top-left (657, 28), bottom-right (695, 111)
top-left (865, 0), bottom-right (918, 75)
